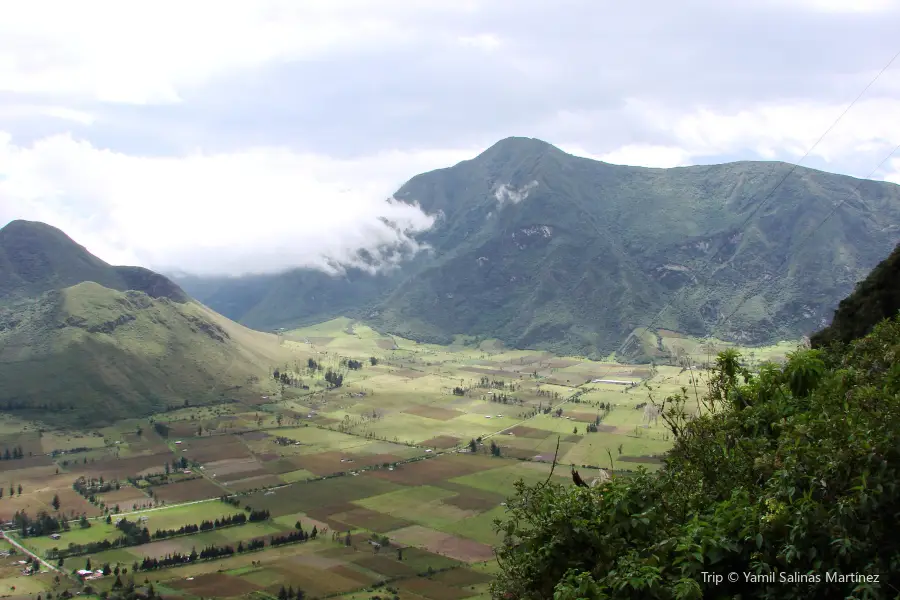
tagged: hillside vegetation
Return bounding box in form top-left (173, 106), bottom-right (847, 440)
top-left (180, 137), bottom-right (900, 359)
top-left (492, 244), bottom-right (900, 599)
top-left (0, 281), bottom-right (291, 425)
top-left (0, 220), bottom-right (298, 425)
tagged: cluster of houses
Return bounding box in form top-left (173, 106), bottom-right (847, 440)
top-left (76, 568), bottom-right (105, 580)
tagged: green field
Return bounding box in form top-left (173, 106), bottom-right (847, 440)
top-left (0, 320), bottom-right (793, 600)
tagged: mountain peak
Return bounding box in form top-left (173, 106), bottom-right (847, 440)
top-left (477, 137), bottom-right (560, 161)
top-left (0, 219), bottom-right (188, 303)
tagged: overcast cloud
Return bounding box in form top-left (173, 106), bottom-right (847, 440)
top-left (1, 0), bottom-right (899, 276)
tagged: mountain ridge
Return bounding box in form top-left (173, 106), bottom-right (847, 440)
top-left (0, 219), bottom-right (189, 303)
top-left (173, 137), bottom-right (900, 358)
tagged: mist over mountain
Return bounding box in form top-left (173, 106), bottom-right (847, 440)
top-left (176, 137), bottom-right (900, 358)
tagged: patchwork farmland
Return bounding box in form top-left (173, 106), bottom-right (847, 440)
top-left (0, 319), bottom-right (791, 600)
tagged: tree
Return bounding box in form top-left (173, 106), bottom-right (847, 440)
top-left (278, 585), bottom-right (288, 600)
top-left (294, 520), bottom-right (303, 531)
top-left (489, 440), bottom-right (501, 457)
top-left (16, 484), bottom-right (21, 496)
top-left (85, 558), bottom-right (92, 571)
top-left (468, 439), bottom-right (477, 453)
top-left (51, 494), bottom-right (60, 511)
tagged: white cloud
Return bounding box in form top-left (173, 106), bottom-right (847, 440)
top-left (784, 0), bottom-right (897, 12)
top-left (556, 95), bottom-right (900, 176)
top-left (457, 34), bottom-right (502, 51)
top-left (0, 105), bottom-right (95, 124)
top-left (0, 133), bottom-right (477, 275)
top-left (0, 1), bottom-right (472, 104)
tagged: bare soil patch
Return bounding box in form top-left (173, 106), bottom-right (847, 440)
top-left (205, 457), bottom-right (262, 477)
top-left (328, 564), bottom-right (376, 585)
top-left (420, 436), bottom-right (461, 449)
top-left (83, 453), bottom-right (172, 479)
top-left (240, 431), bottom-right (270, 442)
top-left (507, 426), bottom-right (551, 439)
top-left (404, 406), bottom-right (463, 421)
top-left (151, 477), bottom-right (222, 503)
top-left (305, 502), bottom-right (358, 530)
top-left (0, 455), bottom-right (54, 472)
top-left (173, 573), bottom-right (261, 598)
top-left (369, 455), bottom-right (494, 485)
top-left (182, 436), bottom-right (252, 463)
top-left (389, 525), bottom-right (495, 563)
top-left (329, 506), bottom-right (414, 533)
top-left (292, 451), bottom-right (403, 476)
top-left (376, 339), bottom-right (397, 350)
top-left (97, 486), bottom-right (148, 506)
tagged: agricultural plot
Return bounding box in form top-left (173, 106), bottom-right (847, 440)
top-left (0, 320), bottom-right (792, 600)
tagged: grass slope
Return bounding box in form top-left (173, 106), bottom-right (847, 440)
top-left (0, 281), bottom-right (292, 425)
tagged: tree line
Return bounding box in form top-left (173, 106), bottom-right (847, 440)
top-left (48, 512), bottom-right (256, 559)
top-left (134, 519), bottom-right (316, 572)
top-left (1, 446), bottom-right (25, 460)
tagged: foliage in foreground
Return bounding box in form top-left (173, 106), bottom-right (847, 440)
top-left (492, 316), bottom-right (900, 599)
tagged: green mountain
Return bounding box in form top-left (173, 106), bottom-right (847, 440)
top-left (0, 221), bottom-right (293, 425)
top-left (178, 137), bottom-right (900, 358)
top-left (1, 220), bottom-right (189, 303)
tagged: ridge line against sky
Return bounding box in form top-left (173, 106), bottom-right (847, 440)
top-left (1, 0), bottom-right (899, 276)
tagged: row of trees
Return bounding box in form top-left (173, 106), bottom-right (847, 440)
top-left (49, 512), bottom-right (255, 559)
top-left (136, 521), bottom-right (314, 572)
top-left (1, 446), bottom-right (25, 460)
top-left (0, 483), bottom-right (23, 499)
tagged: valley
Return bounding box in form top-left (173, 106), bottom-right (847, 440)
top-left (0, 317), bottom-right (794, 600)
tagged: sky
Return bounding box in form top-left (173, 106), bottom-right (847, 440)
top-left (1, 0), bottom-right (899, 276)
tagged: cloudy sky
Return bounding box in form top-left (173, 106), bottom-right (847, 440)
top-left (1, 0), bottom-right (899, 276)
